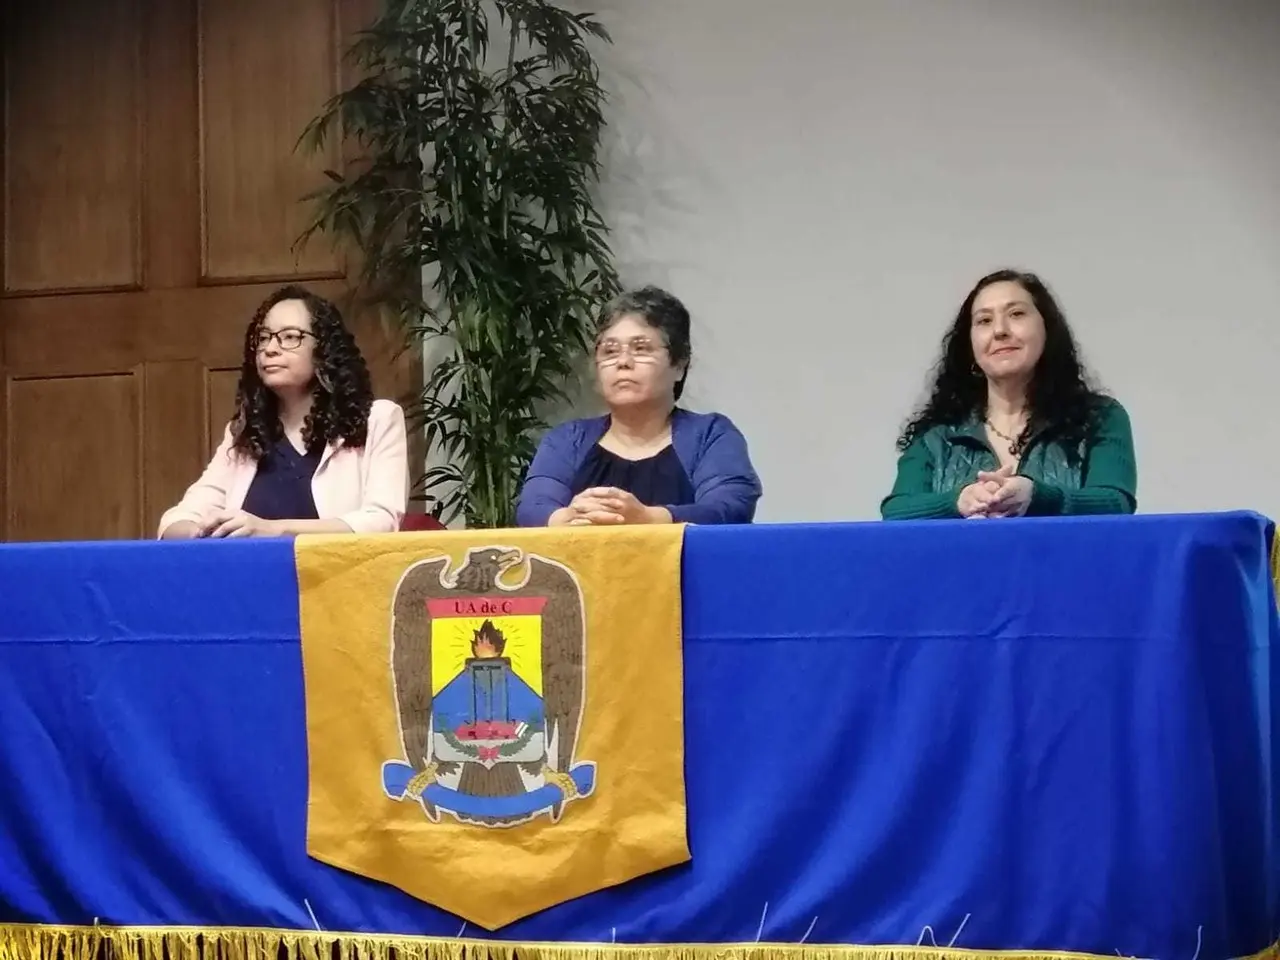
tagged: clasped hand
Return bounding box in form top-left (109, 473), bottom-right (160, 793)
top-left (957, 464), bottom-right (1033, 519)
top-left (200, 510), bottom-right (279, 538)
top-left (555, 487), bottom-right (668, 526)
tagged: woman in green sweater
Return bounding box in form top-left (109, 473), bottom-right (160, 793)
top-left (881, 269), bottom-right (1136, 521)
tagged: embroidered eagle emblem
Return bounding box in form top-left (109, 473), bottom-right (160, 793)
top-left (381, 546), bottom-right (595, 827)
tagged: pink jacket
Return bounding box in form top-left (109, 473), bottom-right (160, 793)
top-left (157, 399), bottom-right (409, 536)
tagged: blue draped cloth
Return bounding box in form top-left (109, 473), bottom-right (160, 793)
top-left (0, 513), bottom-right (1275, 959)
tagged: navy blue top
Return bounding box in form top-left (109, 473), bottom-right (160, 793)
top-left (569, 443), bottom-right (696, 509)
top-left (241, 438), bottom-right (323, 521)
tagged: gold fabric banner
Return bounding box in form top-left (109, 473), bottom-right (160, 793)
top-left (297, 526), bottom-right (689, 930)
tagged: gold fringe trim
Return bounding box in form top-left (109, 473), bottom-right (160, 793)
top-left (0, 925), bottom-right (1276, 960)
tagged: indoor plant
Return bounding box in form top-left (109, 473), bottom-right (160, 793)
top-left (299, 0), bottom-right (620, 527)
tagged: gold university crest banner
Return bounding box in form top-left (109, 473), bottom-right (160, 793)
top-left (296, 525), bottom-right (689, 930)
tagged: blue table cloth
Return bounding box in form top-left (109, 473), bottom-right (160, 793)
top-left (0, 513), bottom-right (1276, 960)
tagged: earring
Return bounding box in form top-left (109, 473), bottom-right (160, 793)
top-left (316, 370), bottom-right (333, 393)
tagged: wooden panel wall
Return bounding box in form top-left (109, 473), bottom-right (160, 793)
top-left (0, 0), bottom-right (415, 542)
top-left (3, 0), bottom-right (144, 294)
top-left (7, 375), bottom-right (141, 541)
top-left (206, 368), bottom-right (241, 453)
top-left (199, 0), bottom-right (343, 282)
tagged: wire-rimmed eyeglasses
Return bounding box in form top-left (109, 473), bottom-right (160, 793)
top-left (595, 336), bottom-right (666, 366)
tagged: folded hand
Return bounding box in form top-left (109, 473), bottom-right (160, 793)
top-left (202, 510), bottom-right (279, 538)
top-left (979, 471), bottom-right (1034, 518)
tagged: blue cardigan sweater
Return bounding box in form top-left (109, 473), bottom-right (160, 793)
top-left (515, 409), bottom-right (762, 526)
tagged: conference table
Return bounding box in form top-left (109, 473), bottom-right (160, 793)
top-left (0, 512), bottom-right (1276, 960)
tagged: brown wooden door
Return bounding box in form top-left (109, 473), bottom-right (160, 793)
top-left (0, 0), bottom-right (415, 542)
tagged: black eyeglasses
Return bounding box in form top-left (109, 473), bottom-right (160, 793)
top-left (256, 327), bottom-right (314, 352)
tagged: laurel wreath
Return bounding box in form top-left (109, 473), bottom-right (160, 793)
top-left (441, 721), bottom-right (542, 760)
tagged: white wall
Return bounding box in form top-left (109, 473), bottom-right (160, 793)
top-left (585, 0), bottom-right (1280, 522)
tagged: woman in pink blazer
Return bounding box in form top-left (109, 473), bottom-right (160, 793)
top-left (159, 285), bottom-right (409, 539)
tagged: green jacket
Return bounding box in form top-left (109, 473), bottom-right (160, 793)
top-left (881, 399), bottom-right (1137, 520)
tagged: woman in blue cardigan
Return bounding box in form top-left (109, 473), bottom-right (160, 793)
top-left (516, 286), bottom-right (762, 526)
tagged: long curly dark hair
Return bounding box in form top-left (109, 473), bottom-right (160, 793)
top-left (230, 285), bottom-right (373, 459)
top-left (897, 269), bottom-right (1108, 460)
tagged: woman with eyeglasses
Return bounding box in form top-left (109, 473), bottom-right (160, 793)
top-left (158, 285), bottom-right (408, 538)
top-left (516, 286), bottom-right (762, 526)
